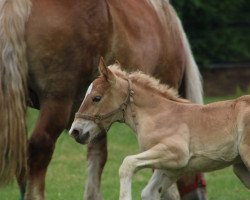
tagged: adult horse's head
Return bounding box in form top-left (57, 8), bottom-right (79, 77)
top-left (69, 58), bottom-right (131, 144)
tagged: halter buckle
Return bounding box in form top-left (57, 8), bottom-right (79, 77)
top-left (120, 103), bottom-right (127, 111)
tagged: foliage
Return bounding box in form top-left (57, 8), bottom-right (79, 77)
top-left (172, 0), bottom-right (250, 67)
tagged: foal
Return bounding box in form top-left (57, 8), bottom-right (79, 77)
top-left (70, 61), bottom-right (250, 200)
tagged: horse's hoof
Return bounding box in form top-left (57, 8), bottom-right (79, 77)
top-left (181, 188), bottom-right (208, 200)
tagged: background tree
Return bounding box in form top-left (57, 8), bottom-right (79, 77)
top-left (172, 0), bottom-right (250, 67)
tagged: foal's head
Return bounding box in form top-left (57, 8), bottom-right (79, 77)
top-left (69, 59), bottom-right (129, 144)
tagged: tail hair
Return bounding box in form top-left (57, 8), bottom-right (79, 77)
top-left (172, 6), bottom-right (203, 104)
top-left (183, 33), bottom-right (203, 104)
top-left (0, 0), bottom-right (31, 185)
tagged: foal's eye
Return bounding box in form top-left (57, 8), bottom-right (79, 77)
top-left (92, 96), bottom-right (102, 102)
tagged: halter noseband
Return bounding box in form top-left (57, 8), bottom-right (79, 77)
top-left (75, 78), bottom-right (135, 132)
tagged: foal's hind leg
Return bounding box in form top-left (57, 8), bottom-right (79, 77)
top-left (237, 117), bottom-right (250, 189)
top-left (234, 124), bottom-right (250, 189)
top-left (84, 134), bottom-right (107, 200)
top-left (233, 163), bottom-right (250, 188)
top-left (24, 99), bottom-right (73, 200)
top-left (238, 118), bottom-right (250, 170)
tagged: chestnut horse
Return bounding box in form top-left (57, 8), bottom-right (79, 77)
top-left (70, 61), bottom-right (250, 200)
top-left (0, 0), bottom-right (204, 199)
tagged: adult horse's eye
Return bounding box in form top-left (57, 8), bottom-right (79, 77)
top-left (92, 96), bottom-right (102, 102)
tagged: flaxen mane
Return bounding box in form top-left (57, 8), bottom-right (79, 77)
top-left (109, 64), bottom-right (189, 103)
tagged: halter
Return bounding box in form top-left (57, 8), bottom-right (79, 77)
top-left (75, 78), bottom-right (137, 132)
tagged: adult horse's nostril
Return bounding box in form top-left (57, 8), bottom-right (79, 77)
top-left (71, 128), bottom-right (80, 138)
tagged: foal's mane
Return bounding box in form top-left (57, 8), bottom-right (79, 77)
top-left (109, 64), bottom-right (189, 103)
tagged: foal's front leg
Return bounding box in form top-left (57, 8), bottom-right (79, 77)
top-left (119, 143), bottom-right (188, 200)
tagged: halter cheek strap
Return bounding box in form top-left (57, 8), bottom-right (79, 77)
top-left (75, 78), bottom-right (136, 132)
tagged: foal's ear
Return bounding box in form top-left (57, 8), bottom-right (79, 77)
top-left (98, 57), bottom-right (116, 85)
top-left (115, 60), bottom-right (121, 67)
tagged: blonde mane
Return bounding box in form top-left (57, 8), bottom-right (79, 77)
top-left (109, 64), bottom-right (189, 103)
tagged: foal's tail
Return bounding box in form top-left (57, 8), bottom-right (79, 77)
top-left (0, 0), bottom-right (31, 185)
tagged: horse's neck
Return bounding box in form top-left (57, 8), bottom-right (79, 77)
top-left (124, 81), bottom-right (176, 133)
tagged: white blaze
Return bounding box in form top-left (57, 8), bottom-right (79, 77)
top-left (83, 83), bottom-right (93, 102)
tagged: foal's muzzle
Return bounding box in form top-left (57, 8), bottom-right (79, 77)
top-left (69, 126), bottom-right (90, 144)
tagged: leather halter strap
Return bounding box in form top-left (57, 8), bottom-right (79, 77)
top-left (75, 78), bottom-right (135, 132)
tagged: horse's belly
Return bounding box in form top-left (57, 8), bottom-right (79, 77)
top-left (185, 154), bottom-right (241, 173)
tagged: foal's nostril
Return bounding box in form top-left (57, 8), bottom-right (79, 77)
top-left (71, 129), bottom-right (80, 138)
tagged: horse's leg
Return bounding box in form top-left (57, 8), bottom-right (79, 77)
top-left (17, 167), bottom-right (27, 200)
top-left (233, 163), bottom-right (250, 188)
top-left (141, 169), bottom-right (180, 200)
top-left (236, 122), bottom-right (250, 189)
top-left (162, 182), bottom-right (180, 200)
top-left (119, 143), bottom-right (187, 200)
top-left (177, 173), bottom-right (207, 200)
top-left (238, 117), bottom-right (250, 170)
top-left (84, 134), bottom-right (107, 200)
top-left (24, 99), bottom-right (72, 200)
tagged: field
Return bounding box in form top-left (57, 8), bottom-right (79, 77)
top-left (1, 96), bottom-right (250, 200)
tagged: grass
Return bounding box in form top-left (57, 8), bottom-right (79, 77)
top-left (1, 95), bottom-right (250, 200)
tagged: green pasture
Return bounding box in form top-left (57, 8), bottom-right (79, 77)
top-left (1, 95), bottom-right (250, 200)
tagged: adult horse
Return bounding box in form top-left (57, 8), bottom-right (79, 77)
top-left (0, 0), bottom-right (204, 199)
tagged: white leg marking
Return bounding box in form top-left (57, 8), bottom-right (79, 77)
top-left (142, 170), bottom-right (179, 200)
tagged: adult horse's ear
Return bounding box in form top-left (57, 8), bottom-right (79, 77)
top-left (99, 57), bottom-right (116, 85)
